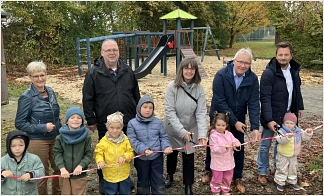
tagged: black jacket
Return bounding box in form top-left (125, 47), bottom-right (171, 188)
top-left (260, 57), bottom-right (304, 127)
top-left (82, 57), bottom-right (140, 130)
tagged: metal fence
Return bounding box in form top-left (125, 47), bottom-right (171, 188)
top-left (236, 26), bottom-right (275, 42)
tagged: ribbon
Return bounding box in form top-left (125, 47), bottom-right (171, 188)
top-left (10, 124), bottom-right (322, 181)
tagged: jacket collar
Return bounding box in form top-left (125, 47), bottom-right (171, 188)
top-left (94, 56), bottom-right (128, 76)
top-left (267, 57), bottom-right (301, 74)
top-left (29, 83), bottom-right (49, 97)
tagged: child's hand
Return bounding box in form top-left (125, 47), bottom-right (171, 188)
top-left (97, 161), bottom-right (106, 169)
top-left (164, 147), bottom-right (173, 155)
top-left (118, 156), bottom-right (126, 165)
top-left (1, 170), bottom-right (13, 178)
top-left (225, 144), bottom-right (231, 149)
top-left (73, 165), bottom-right (83, 176)
top-left (60, 168), bottom-right (70, 178)
top-left (235, 142), bottom-right (241, 147)
top-left (305, 128), bottom-right (313, 133)
top-left (286, 133), bottom-right (294, 138)
top-left (145, 149), bottom-right (153, 156)
top-left (20, 173), bottom-right (31, 182)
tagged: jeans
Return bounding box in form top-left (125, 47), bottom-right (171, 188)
top-left (104, 176), bottom-right (131, 195)
top-left (257, 126), bottom-right (278, 175)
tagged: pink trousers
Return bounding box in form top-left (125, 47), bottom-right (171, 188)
top-left (210, 169), bottom-right (234, 194)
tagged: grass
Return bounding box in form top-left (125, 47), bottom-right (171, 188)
top-left (218, 41), bottom-right (276, 59)
top-left (306, 155), bottom-right (323, 170)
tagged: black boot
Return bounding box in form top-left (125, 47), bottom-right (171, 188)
top-left (165, 174), bottom-right (173, 188)
top-left (185, 185), bottom-right (193, 195)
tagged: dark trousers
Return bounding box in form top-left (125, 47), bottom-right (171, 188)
top-left (104, 176), bottom-right (131, 195)
top-left (166, 150), bottom-right (194, 186)
top-left (205, 125), bottom-right (245, 179)
top-left (134, 154), bottom-right (166, 195)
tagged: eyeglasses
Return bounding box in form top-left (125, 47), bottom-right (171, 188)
top-left (30, 74), bottom-right (46, 79)
top-left (183, 67), bottom-right (196, 71)
top-left (102, 49), bottom-right (119, 53)
top-left (234, 59), bottom-right (251, 66)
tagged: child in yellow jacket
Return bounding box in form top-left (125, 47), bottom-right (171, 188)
top-left (94, 112), bottom-right (134, 195)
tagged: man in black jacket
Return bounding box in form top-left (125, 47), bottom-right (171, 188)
top-left (82, 39), bottom-right (140, 194)
top-left (257, 42), bottom-right (304, 185)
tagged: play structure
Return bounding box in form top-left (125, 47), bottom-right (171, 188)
top-left (76, 8), bottom-right (220, 79)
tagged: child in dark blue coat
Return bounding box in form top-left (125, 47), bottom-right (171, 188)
top-left (127, 94), bottom-right (173, 195)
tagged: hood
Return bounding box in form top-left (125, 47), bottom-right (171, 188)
top-left (6, 130), bottom-right (30, 159)
top-left (136, 94), bottom-right (155, 122)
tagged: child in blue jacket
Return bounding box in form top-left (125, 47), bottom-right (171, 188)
top-left (127, 94), bottom-right (173, 195)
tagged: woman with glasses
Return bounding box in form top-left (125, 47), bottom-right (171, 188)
top-left (164, 57), bottom-right (208, 195)
top-left (15, 61), bottom-right (62, 195)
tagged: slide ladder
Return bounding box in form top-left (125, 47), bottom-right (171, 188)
top-left (180, 48), bottom-right (208, 78)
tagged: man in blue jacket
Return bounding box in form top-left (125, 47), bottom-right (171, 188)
top-left (257, 42), bottom-right (304, 185)
top-left (202, 48), bottom-right (261, 193)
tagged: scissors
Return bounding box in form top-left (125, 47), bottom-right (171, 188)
top-left (242, 126), bottom-right (252, 142)
top-left (274, 125), bottom-right (284, 137)
top-left (188, 132), bottom-right (197, 145)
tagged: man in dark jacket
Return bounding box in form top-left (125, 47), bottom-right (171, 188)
top-left (82, 39), bottom-right (140, 194)
top-left (203, 48), bottom-right (261, 193)
top-left (257, 42), bottom-right (304, 185)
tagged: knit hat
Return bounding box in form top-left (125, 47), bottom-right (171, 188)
top-left (65, 106), bottom-right (85, 124)
top-left (106, 111), bottom-right (124, 127)
top-left (283, 112), bottom-right (297, 124)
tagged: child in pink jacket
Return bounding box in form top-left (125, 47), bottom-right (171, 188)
top-left (208, 112), bottom-right (241, 195)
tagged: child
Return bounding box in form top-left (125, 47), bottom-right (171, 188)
top-left (127, 94), bottom-right (173, 195)
top-left (275, 112), bottom-right (313, 192)
top-left (94, 111), bottom-right (134, 195)
top-left (1, 130), bottom-right (44, 195)
top-left (208, 112), bottom-right (241, 195)
top-left (53, 106), bottom-right (93, 195)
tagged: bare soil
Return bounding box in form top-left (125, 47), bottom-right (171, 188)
top-left (4, 55), bottom-right (323, 195)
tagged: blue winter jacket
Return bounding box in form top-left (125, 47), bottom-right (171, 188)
top-left (209, 61), bottom-right (260, 130)
top-left (15, 84), bottom-right (62, 140)
top-left (260, 57), bottom-right (304, 127)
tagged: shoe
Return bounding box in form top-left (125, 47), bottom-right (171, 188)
top-left (201, 170), bottom-right (212, 184)
top-left (257, 174), bottom-right (267, 185)
top-left (165, 174), bottom-right (173, 188)
top-left (185, 185), bottom-right (193, 195)
top-left (98, 178), bottom-right (105, 195)
top-left (234, 179), bottom-right (245, 193)
top-left (277, 184), bottom-right (284, 192)
top-left (289, 184), bottom-right (301, 190)
top-left (270, 168), bottom-right (276, 175)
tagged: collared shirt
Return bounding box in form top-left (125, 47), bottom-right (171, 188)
top-left (233, 67), bottom-right (245, 90)
top-left (108, 64), bottom-right (119, 82)
top-left (282, 64), bottom-right (293, 111)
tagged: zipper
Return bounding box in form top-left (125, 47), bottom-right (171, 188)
top-left (72, 144), bottom-right (74, 175)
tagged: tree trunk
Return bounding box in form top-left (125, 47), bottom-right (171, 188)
top-left (229, 35), bottom-right (235, 48)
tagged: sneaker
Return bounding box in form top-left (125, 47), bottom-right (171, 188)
top-left (276, 184), bottom-right (284, 192)
top-left (289, 184), bottom-right (301, 190)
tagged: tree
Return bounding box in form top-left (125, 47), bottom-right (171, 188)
top-left (223, 1), bottom-right (269, 48)
top-left (263, 1), bottom-right (323, 68)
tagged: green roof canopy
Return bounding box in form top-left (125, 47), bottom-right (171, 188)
top-left (159, 8), bottom-right (197, 20)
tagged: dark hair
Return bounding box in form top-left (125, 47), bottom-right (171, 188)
top-left (276, 42), bottom-right (293, 55)
top-left (174, 57), bottom-right (201, 87)
top-left (207, 111), bottom-right (230, 138)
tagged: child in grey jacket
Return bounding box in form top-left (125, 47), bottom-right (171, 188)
top-left (127, 94), bottom-right (173, 195)
top-left (1, 130), bottom-right (44, 195)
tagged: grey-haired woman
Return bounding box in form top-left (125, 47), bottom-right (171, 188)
top-left (15, 61), bottom-right (61, 195)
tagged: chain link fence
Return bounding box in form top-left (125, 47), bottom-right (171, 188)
top-left (236, 26), bottom-right (275, 42)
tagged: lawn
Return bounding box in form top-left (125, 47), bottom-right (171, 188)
top-left (218, 41), bottom-right (276, 59)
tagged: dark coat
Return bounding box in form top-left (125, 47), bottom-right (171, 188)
top-left (260, 57), bottom-right (304, 127)
top-left (209, 60), bottom-right (260, 130)
top-left (15, 84), bottom-right (61, 140)
top-left (82, 57), bottom-right (140, 129)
